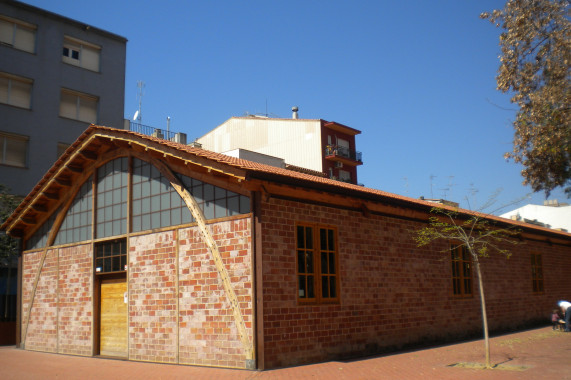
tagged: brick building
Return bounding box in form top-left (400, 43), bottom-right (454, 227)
top-left (2, 126), bottom-right (570, 370)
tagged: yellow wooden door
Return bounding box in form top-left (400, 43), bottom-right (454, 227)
top-left (100, 278), bottom-right (127, 357)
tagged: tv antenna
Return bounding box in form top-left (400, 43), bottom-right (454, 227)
top-left (133, 80), bottom-right (145, 126)
top-left (429, 174), bottom-right (437, 199)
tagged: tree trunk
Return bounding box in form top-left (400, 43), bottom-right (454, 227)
top-left (473, 258), bottom-right (491, 369)
top-left (4, 265), bottom-right (11, 321)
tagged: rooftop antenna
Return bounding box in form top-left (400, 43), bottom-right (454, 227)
top-left (447, 175), bottom-right (455, 200)
top-left (429, 174), bottom-right (436, 199)
top-left (402, 176), bottom-right (409, 195)
top-left (133, 80), bottom-right (145, 127)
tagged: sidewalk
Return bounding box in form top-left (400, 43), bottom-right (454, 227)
top-left (0, 326), bottom-right (569, 380)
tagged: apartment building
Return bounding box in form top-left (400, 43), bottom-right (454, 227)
top-left (196, 109), bottom-right (363, 184)
top-left (0, 0), bottom-right (126, 196)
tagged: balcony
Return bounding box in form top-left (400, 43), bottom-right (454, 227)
top-left (129, 121), bottom-right (187, 144)
top-left (324, 145), bottom-right (363, 166)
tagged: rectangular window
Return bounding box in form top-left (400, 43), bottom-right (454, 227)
top-left (96, 157), bottom-right (128, 239)
top-left (296, 223), bottom-right (339, 303)
top-left (0, 15), bottom-right (36, 53)
top-left (451, 245), bottom-right (472, 297)
top-left (0, 132), bottom-right (28, 168)
top-left (338, 169), bottom-right (351, 182)
top-left (62, 36), bottom-right (100, 72)
top-left (95, 238), bottom-right (127, 274)
top-left (0, 72), bottom-right (32, 109)
top-left (57, 142), bottom-right (71, 158)
top-left (59, 88), bottom-right (98, 124)
top-left (531, 253), bottom-right (544, 293)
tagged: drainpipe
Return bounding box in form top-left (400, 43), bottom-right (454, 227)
top-left (252, 191), bottom-right (265, 370)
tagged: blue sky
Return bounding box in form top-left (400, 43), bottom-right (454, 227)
top-left (23, 0), bottom-right (568, 212)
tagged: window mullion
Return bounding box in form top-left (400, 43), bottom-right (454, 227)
top-left (314, 227), bottom-right (321, 302)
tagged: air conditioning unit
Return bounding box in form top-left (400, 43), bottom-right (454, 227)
top-left (335, 162), bottom-right (343, 168)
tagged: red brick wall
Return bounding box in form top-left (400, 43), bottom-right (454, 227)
top-left (22, 244), bottom-right (93, 355)
top-left (177, 218), bottom-right (253, 368)
top-left (259, 197), bottom-right (571, 368)
top-left (57, 244), bottom-right (93, 355)
top-left (126, 217), bottom-right (253, 368)
top-left (21, 249), bottom-right (58, 352)
top-left (129, 231), bottom-right (178, 363)
top-left (21, 216), bottom-right (253, 368)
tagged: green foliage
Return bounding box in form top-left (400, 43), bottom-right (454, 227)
top-left (413, 207), bottom-right (520, 260)
top-left (481, 0), bottom-right (571, 197)
top-left (0, 184), bottom-right (20, 260)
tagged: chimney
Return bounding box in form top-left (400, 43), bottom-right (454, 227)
top-left (292, 106), bottom-right (299, 119)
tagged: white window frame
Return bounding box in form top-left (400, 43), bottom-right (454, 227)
top-left (0, 15), bottom-right (36, 53)
top-left (0, 72), bottom-right (32, 109)
top-left (62, 36), bottom-right (101, 72)
top-left (0, 131), bottom-right (29, 168)
top-left (59, 88), bottom-right (98, 124)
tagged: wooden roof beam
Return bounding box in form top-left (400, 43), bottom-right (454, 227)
top-left (21, 216), bottom-right (36, 225)
top-left (54, 177), bottom-right (72, 187)
top-left (41, 191), bottom-right (59, 200)
top-left (31, 204), bottom-right (48, 213)
top-left (80, 150), bottom-right (98, 160)
top-left (65, 164), bottom-right (83, 173)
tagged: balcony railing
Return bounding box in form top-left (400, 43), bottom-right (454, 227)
top-left (129, 121), bottom-right (187, 144)
top-left (325, 145), bottom-right (362, 163)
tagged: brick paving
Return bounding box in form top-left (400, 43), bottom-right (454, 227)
top-left (0, 326), bottom-right (569, 380)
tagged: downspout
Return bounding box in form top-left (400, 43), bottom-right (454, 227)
top-left (16, 240), bottom-right (22, 348)
top-left (252, 191), bottom-right (265, 370)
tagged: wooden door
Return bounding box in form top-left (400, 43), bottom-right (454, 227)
top-left (100, 278), bottom-right (127, 357)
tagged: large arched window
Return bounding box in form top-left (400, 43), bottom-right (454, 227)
top-left (132, 158), bottom-right (192, 232)
top-left (24, 156), bottom-right (251, 250)
top-left (26, 207), bottom-right (59, 250)
top-left (54, 178), bottom-right (92, 245)
top-left (96, 157), bottom-right (128, 239)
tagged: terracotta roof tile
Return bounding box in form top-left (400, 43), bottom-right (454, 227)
top-left (2, 125), bottom-right (571, 240)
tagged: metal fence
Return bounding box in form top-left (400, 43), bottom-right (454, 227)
top-left (129, 121), bottom-right (178, 141)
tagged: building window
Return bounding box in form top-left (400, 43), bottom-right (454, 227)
top-left (451, 245), bottom-right (472, 297)
top-left (0, 15), bottom-right (36, 53)
top-left (95, 238), bottom-right (127, 274)
top-left (531, 253), bottom-right (544, 293)
top-left (338, 169), bottom-right (351, 182)
top-left (96, 158), bottom-right (128, 239)
top-left (57, 142), bottom-right (71, 158)
top-left (26, 208), bottom-right (59, 251)
top-left (62, 36), bottom-right (100, 72)
top-left (54, 178), bottom-right (93, 245)
top-left (0, 72), bottom-right (32, 109)
top-left (59, 88), bottom-right (98, 124)
top-left (131, 158), bottom-right (250, 232)
top-left (132, 158), bottom-right (192, 232)
top-left (0, 132), bottom-right (28, 167)
top-left (296, 223), bottom-right (339, 303)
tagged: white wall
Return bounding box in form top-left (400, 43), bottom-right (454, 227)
top-left (198, 117), bottom-right (323, 172)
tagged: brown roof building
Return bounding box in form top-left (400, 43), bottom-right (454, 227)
top-left (3, 125), bottom-right (571, 369)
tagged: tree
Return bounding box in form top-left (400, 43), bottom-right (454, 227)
top-left (481, 0), bottom-right (571, 197)
top-left (413, 204), bottom-right (520, 369)
top-left (0, 185), bottom-right (20, 322)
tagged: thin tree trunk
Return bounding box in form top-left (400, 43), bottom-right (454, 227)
top-left (4, 265), bottom-right (11, 320)
top-left (474, 259), bottom-right (491, 369)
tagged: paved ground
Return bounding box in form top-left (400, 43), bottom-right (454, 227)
top-left (0, 326), bottom-right (569, 380)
